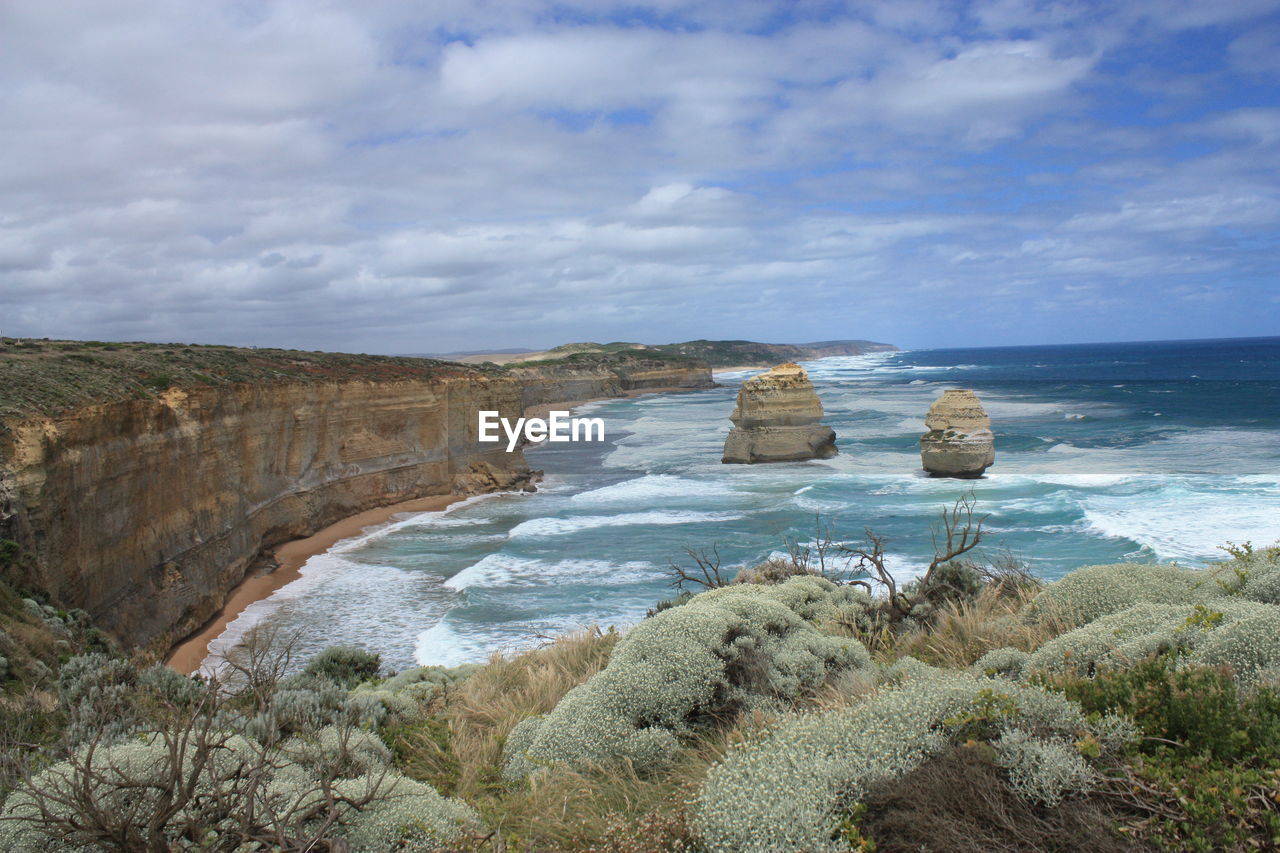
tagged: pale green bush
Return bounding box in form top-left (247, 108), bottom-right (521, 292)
top-left (284, 725), bottom-right (392, 778)
top-left (971, 647), bottom-right (1031, 680)
top-left (336, 775), bottom-right (482, 851)
top-left (502, 577), bottom-right (873, 778)
top-left (993, 728), bottom-right (1096, 806)
top-left (692, 665), bottom-right (1099, 853)
top-left (1242, 570), bottom-right (1280, 604)
top-left (55, 654), bottom-right (192, 745)
top-left (350, 662), bottom-right (482, 722)
top-left (1027, 598), bottom-right (1280, 685)
top-left (0, 727), bottom-right (475, 851)
top-left (1186, 605), bottom-right (1280, 685)
top-left (1027, 602), bottom-right (1189, 674)
top-left (1024, 562), bottom-right (1210, 626)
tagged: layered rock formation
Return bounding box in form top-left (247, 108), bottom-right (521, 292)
top-left (0, 342), bottom-right (714, 654)
top-left (509, 355), bottom-right (715, 411)
top-left (919, 389), bottom-right (995, 478)
top-left (0, 374), bottom-right (532, 653)
top-left (722, 363), bottom-right (837, 464)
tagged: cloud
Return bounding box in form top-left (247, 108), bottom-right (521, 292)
top-left (1, 0), bottom-right (1278, 351)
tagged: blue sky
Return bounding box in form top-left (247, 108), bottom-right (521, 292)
top-left (1, 0), bottom-right (1277, 352)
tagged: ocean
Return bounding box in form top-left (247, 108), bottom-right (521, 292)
top-left (203, 336), bottom-right (1280, 672)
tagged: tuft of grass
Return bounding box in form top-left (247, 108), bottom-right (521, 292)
top-left (871, 584), bottom-right (1072, 668)
top-left (390, 628), bottom-right (619, 801)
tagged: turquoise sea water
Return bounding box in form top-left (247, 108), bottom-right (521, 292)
top-left (203, 337), bottom-right (1280, 672)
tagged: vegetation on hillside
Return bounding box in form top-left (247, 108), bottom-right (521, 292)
top-left (2, 524), bottom-right (1279, 850)
top-left (0, 338), bottom-right (710, 421)
top-left (0, 338), bottom-right (469, 420)
top-left (536, 338), bottom-right (896, 368)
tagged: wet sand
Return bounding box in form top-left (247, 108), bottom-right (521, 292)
top-left (166, 493), bottom-right (461, 674)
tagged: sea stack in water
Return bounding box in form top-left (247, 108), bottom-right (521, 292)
top-left (722, 363), bottom-right (837, 464)
top-left (920, 389), bottom-right (995, 478)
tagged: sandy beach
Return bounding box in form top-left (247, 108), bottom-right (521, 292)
top-left (166, 493), bottom-right (461, 675)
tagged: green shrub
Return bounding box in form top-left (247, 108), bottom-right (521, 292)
top-left (906, 560), bottom-right (984, 609)
top-left (502, 576), bottom-right (873, 779)
top-left (692, 665), bottom-right (1104, 853)
top-left (1048, 651), bottom-right (1280, 761)
top-left (350, 662), bottom-right (482, 722)
top-left (991, 728), bottom-right (1095, 806)
top-left (971, 647), bottom-right (1031, 680)
top-left (336, 774), bottom-right (482, 851)
top-left (1028, 598), bottom-right (1280, 686)
top-left (303, 645), bottom-right (382, 689)
top-left (1024, 562), bottom-right (1209, 626)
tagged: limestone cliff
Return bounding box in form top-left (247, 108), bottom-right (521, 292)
top-left (0, 373), bottom-right (532, 653)
top-left (722, 363), bottom-right (837, 464)
top-left (509, 353), bottom-right (715, 411)
top-left (919, 389), bottom-right (996, 478)
top-left (0, 340), bottom-right (713, 653)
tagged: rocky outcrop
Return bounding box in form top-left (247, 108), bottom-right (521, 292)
top-left (919, 389), bottom-right (995, 478)
top-left (722, 363), bottom-right (837, 464)
top-left (452, 460), bottom-right (541, 496)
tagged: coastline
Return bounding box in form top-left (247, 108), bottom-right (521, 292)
top-left (167, 382), bottom-right (716, 675)
top-left (713, 365), bottom-right (765, 376)
top-left (165, 493), bottom-right (462, 675)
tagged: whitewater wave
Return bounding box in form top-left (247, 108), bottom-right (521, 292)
top-left (570, 474), bottom-right (738, 505)
top-left (444, 555), bottom-right (661, 590)
top-left (508, 510), bottom-right (745, 538)
top-left (1081, 488), bottom-right (1280, 563)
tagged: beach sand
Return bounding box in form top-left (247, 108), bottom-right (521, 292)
top-left (166, 493), bottom-right (461, 675)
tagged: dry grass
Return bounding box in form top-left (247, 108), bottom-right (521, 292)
top-left (392, 628), bottom-right (618, 800)
top-left (884, 585), bottom-right (1073, 668)
top-left (861, 745), bottom-right (1143, 852)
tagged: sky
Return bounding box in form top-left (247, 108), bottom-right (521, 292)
top-left (1, 1), bottom-right (1278, 354)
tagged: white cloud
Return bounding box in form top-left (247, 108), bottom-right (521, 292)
top-left (0, 0), bottom-right (1278, 351)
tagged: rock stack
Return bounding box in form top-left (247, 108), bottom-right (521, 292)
top-left (722, 363), bottom-right (838, 464)
top-left (919, 389), bottom-right (995, 478)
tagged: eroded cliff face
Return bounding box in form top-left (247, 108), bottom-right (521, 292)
top-left (0, 374), bottom-right (533, 652)
top-left (722, 363), bottom-right (838, 463)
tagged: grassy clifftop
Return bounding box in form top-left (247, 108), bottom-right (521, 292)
top-left (0, 338), bottom-right (475, 421)
top-left (0, 338), bottom-right (710, 421)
